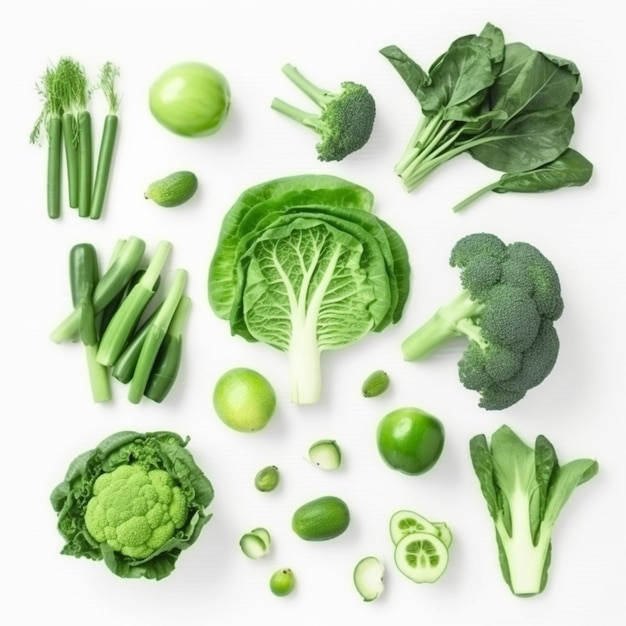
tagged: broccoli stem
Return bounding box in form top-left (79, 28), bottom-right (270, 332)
top-left (270, 97), bottom-right (322, 131)
top-left (402, 291), bottom-right (485, 360)
top-left (280, 63), bottom-right (334, 108)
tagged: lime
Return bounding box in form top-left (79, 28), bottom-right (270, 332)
top-left (376, 407), bottom-right (445, 475)
top-left (213, 367), bottom-right (276, 432)
top-left (269, 568), bottom-right (295, 596)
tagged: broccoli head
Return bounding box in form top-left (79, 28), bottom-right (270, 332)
top-left (271, 63), bottom-right (376, 162)
top-left (401, 233), bottom-right (563, 410)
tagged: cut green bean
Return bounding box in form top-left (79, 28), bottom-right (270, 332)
top-left (77, 110), bottom-right (93, 217)
top-left (50, 236), bottom-right (146, 343)
top-left (91, 62), bottom-right (121, 220)
top-left (61, 113), bottom-right (79, 208)
top-left (97, 240), bottom-right (171, 367)
top-left (144, 295), bottom-right (191, 403)
top-left (31, 63), bottom-right (64, 219)
top-left (47, 116), bottom-right (63, 219)
top-left (128, 269), bottom-right (187, 404)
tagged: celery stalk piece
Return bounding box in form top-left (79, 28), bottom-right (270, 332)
top-left (128, 269), bottom-right (188, 404)
top-left (96, 240), bottom-right (172, 367)
top-left (50, 236), bottom-right (146, 343)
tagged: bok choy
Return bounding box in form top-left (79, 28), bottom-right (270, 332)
top-left (469, 425), bottom-right (598, 596)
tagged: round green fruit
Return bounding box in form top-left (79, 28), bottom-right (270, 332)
top-left (149, 61), bottom-right (231, 137)
top-left (376, 407), bottom-right (445, 475)
top-left (213, 367), bottom-right (276, 432)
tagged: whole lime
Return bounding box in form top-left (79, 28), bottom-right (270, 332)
top-left (213, 368), bottom-right (276, 432)
top-left (376, 407), bottom-right (445, 475)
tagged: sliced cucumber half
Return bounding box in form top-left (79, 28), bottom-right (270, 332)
top-left (308, 439), bottom-right (342, 470)
top-left (250, 527), bottom-right (271, 547)
top-left (239, 529), bottom-right (270, 559)
top-left (389, 509), bottom-right (439, 544)
top-left (394, 531), bottom-right (449, 583)
top-left (354, 556), bottom-right (384, 602)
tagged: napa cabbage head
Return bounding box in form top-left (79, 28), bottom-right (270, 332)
top-left (208, 175), bottom-right (410, 404)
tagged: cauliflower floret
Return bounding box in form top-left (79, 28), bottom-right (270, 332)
top-left (85, 465), bottom-right (188, 560)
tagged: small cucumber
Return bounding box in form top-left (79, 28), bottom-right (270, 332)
top-left (144, 170), bottom-right (198, 207)
top-left (292, 495), bottom-right (350, 541)
top-left (362, 370), bottom-right (390, 397)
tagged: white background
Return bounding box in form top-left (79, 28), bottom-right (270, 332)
top-left (3, 1), bottom-right (624, 624)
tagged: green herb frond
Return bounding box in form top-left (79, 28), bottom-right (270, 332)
top-left (55, 57), bottom-right (90, 110)
top-left (98, 61), bottom-right (121, 114)
top-left (30, 64), bottom-right (64, 144)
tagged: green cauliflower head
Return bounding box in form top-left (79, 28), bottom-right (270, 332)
top-left (85, 464), bottom-right (188, 560)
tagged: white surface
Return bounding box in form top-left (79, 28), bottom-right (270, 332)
top-left (3, 1), bottom-right (624, 624)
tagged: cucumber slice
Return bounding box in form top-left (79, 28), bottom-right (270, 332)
top-left (389, 509), bottom-right (439, 544)
top-left (308, 439), bottom-right (342, 470)
top-left (250, 527), bottom-right (271, 547)
top-left (433, 522), bottom-right (453, 549)
top-left (239, 531), bottom-right (269, 559)
top-left (394, 531), bottom-right (449, 583)
top-left (354, 556), bottom-right (384, 602)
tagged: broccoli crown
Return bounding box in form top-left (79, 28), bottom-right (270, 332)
top-left (271, 64), bottom-right (376, 162)
top-left (84, 464), bottom-right (188, 560)
top-left (402, 232), bottom-right (563, 410)
top-left (313, 82), bottom-right (376, 162)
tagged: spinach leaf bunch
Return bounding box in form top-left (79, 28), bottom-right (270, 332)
top-left (381, 23), bottom-right (593, 211)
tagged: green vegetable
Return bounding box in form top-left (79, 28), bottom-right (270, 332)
top-left (213, 367), bottom-right (277, 432)
top-left (127, 268), bottom-right (188, 404)
top-left (269, 568), bottom-right (296, 596)
top-left (271, 63), bottom-right (376, 162)
top-left (144, 295), bottom-right (191, 403)
top-left (401, 233), bottom-right (564, 410)
top-left (452, 148), bottom-right (594, 212)
top-left (394, 531), bottom-right (449, 584)
top-left (389, 510), bottom-right (439, 544)
top-left (51, 236), bottom-right (146, 343)
top-left (389, 509), bottom-right (452, 584)
top-left (254, 465), bottom-right (280, 492)
top-left (376, 407), bottom-right (445, 475)
top-left (97, 240), bottom-right (172, 368)
top-left (30, 62), bottom-right (65, 218)
top-left (353, 556), bottom-right (384, 602)
top-left (292, 495), bottom-right (351, 541)
top-left (91, 61), bottom-right (121, 219)
top-left (50, 430), bottom-right (214, 580)
top-left (308, 439), bottom-right (342, 470)
top-left (381, 23), bottom-right (592, 207)
top-left (469, 425), bottom-right (598, 596)
top-left (149, 62), bottom-right (231, 137)
top-left (145, 170), bottom-right (199, 207)
top-left (69, 243), bottom-right (111, 402)
top-left (208, 174), bottom-right (410, 404)
top-left (361, 369), bottom-right (390, 397)
top-left (240, 528), bottom-right (271, 559)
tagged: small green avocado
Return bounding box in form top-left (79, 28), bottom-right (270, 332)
top-left (144, 170), bottom-right (199, 207)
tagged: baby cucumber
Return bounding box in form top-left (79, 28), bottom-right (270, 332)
top-left (144, 170), bottom-right (198, 207)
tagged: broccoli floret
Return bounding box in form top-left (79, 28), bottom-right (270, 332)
top-left (271, 63), bottom-right (376, 162)
top-left (401, 233), bottom-right (563, 410)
